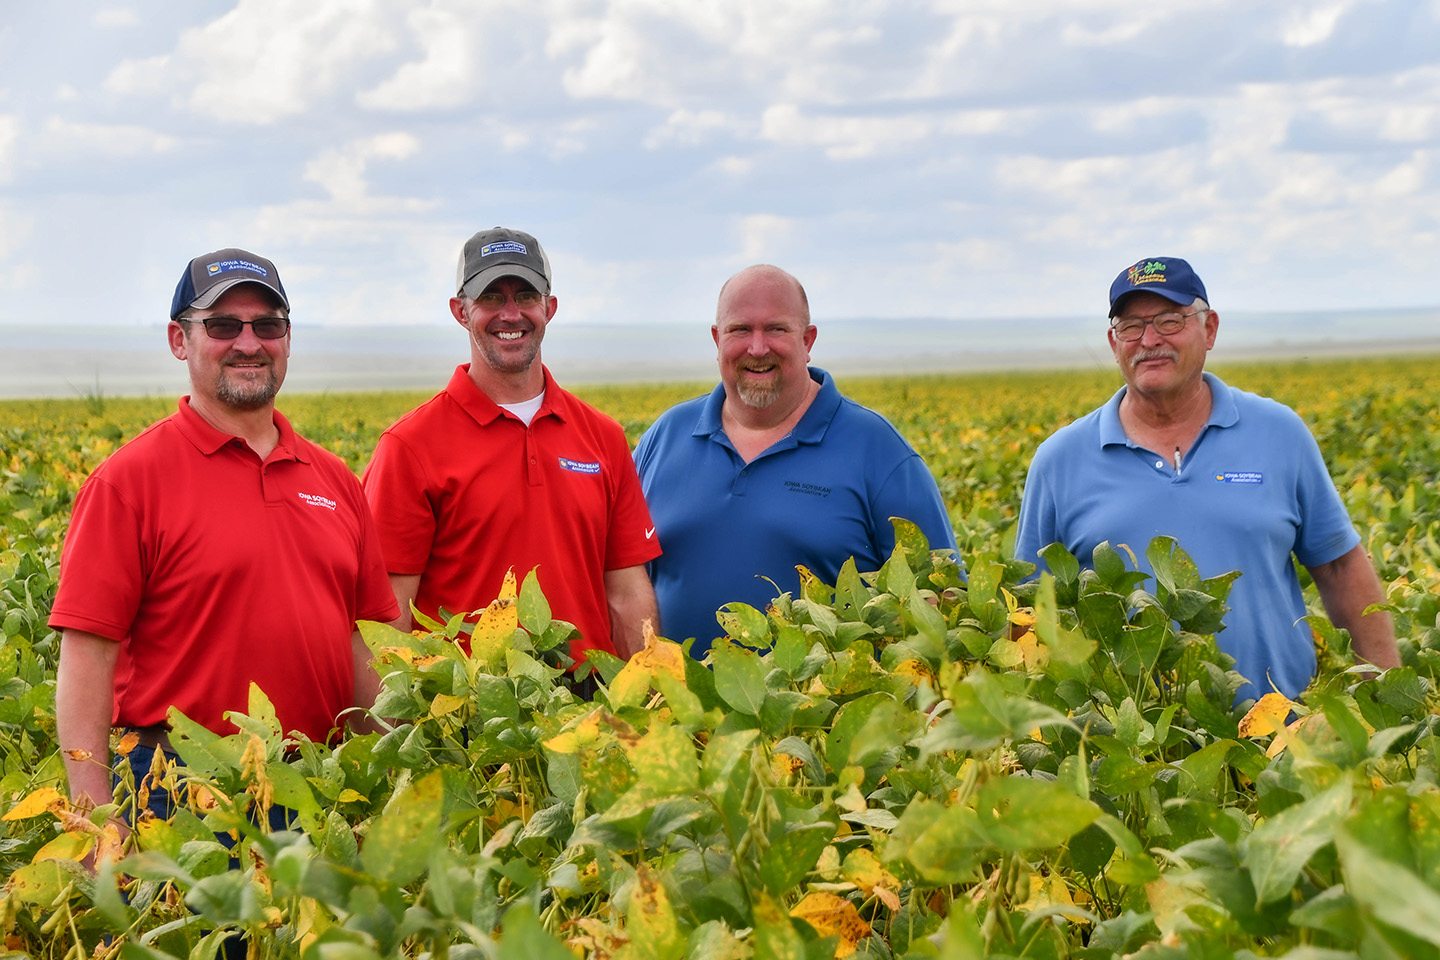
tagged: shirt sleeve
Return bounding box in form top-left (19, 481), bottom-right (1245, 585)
top-left (605, 426), bottom-right (662, 571)
top-left (1013, 445), bottom-right (1059, 574)
top-left (348, 478), bottom-right (403, 624)
top-left (361, 430), bottom-right (439, 575)
top-left (1289, 413), bottom-right (1361, 568)
top-left (872, 453), bottom-right (958, 555)
top-left (48, 474), bottom-right (143, 641)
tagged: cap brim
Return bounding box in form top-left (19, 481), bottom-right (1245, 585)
top-left (189, 277), bottom-right (289, 312)
top-left (460, 264), bottom-right (550, 299)
top-left (1109, 286), bottom-right (1194, 317)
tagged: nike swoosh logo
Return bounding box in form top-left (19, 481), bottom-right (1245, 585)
top-left (646, 527), bottom-right (656, 539)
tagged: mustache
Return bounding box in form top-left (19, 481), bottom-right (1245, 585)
top-left (737, 357), bottom-right (778, 371)
top-left (221, 350), bottom-right (271, 365)
top-left (1132, 348), bottom-right (1179, 364)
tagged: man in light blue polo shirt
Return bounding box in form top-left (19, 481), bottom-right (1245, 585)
top-left (635, 264), bottom-right (956, 658)
top-left (1014, 257), bottom-right (1398, 702)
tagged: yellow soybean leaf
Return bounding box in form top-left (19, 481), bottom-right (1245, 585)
top-left (841, 847), bottom-right (900, 899)
top-left (114, 729), bottom-right (141, 757)
top-left (336, 789), bottom-right (367, 803)
top-left (630, 629), bottom-right (687, 683)
top-left (790, 892), bottom-right (871, 957)
top-left (1009, 609), bottom-right (1037, 628)
top-left (471, 570), bottom-right (520, 660)
top-left (892, 659), bottom-right (935, 688)
top-left (3, 787), bottom-right (65, 821)
top-left (1238, 693), bottom-right (1295, 738)
top-left (430, 693), bottom-right (467, 718)
top-left (32, 831), bottom-right (92, 863)
top-left (608, 658), bottom-right (653, 710)
top-left (772, 752), bottom-right (805, 779)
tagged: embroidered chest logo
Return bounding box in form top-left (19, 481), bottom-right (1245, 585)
top-left (298, 492), bottom-right (337, 510)
top-left (1215, 472), bottom-right (1263, 485)
top-left (559, 457), bottom-right (602, 475)
top-left (785, 480), bottom-right (832, 498)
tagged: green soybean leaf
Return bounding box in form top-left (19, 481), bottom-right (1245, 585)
top-left (760, 822), bottom-right (836, 895)
top-left (1243, 777), bottom-right (1352, 905)
top-left (711, 642), bottom-right (769, 716)
top-left (360, 769), bottom-right (445, 886)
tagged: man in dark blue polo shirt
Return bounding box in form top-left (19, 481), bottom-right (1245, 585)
top-left (634, 264), bottom-right (956, 658)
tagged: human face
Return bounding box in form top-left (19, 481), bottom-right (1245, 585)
top-left (713, 269), bottom-right (817, 413)
top-left (451, 276), bottom-right (556, 377)
top-left (1108, 292), bottom-right (1217, 401)
top-left (169, 285), bottom-right (289, 411)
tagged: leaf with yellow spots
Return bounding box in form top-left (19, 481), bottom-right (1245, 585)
top-left (1238, 692), bottom-right (1295, 738)
top-left (892, 659), bottom-right (935, 688)
top-left (545, 709), bottom-right (607, 754)
top-left (430, 693), bottom-right (467, 718)
top-left (412, 654), bottom-right (446, 668)
top-left (790, 892), bottom-right (872, 957)
top-left (1014, 629), bottom-right (1045, 671)
top-left (627, 865), bottom-right (685, 960)
top-left (379, 645), bottom-right (417, 664)
top-left (3, 787), bottom-right (66, 821)
top-left (470, 568), bottom-right (520, 664)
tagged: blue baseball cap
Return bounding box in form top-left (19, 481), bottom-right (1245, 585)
top-left (1108, 257), bottom-right (1208, 317)
top-left (171, 248), bottom-right (289, 319)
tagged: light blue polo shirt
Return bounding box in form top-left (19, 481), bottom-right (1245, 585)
top-left (1014, 372), bottom-right (1359, 702)
top-left (635, 368), bottom-right (957, 658)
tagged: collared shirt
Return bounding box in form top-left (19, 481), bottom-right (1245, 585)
top-left (50, 398), bottom-right (398, 740)
top-left (1014, 372), bottom-right (1360, 701)
top-left (363, 364), bottom-right (659, 662)
top-left (635, 367), bottom-right (957, 658)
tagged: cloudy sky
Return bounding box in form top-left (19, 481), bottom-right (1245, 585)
top-left (2, 0), bottom-right (1438, 331)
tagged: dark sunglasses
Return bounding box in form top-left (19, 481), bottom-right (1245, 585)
top-left (182, 317), bottom-right (291, 340)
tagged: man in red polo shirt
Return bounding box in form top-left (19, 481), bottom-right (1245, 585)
top-left (362, 227), bottom-right (660, 664)
top-left (50, 248), bottom-right (400, 815)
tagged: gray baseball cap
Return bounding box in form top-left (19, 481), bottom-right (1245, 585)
top-left (456, 227), bottom-right (552, 298)
top-left (171, 248), bottom-right (289, 319)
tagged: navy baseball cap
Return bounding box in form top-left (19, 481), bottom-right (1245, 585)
top-left (171, 248), bottom-right (289, 319)
top-left (1108, 257), bottom-right (1208, 317)
top-left (456, 227), bottom-right (552, 298)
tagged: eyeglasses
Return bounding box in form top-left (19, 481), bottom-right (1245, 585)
top-left (472, 290), bottom-right (545, 310)
top-left (181, 317), bottom-right (291, 340)
top-left (1110, 308), bottom-right (1205, 342)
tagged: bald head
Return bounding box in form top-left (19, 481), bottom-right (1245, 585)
top-left (716, 265), bottom-right (810, 327)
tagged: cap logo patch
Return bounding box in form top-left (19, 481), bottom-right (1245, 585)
top-left (481, 241), bottom-right (528, 257)
top-left (1127, 261), bottom-right (1168, 286)
top-left (207, 259), bottom-right (269, 278)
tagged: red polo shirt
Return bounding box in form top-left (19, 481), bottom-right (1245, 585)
top-left (362, 365), bottom-right (660, 662)
top-left (49, 399), bottom-right (399, 741)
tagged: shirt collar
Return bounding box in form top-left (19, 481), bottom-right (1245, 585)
top-left (693, 366), bottom-right (841, 445)
top-left (173, 397), bottom-right (306, 463)
top-left (1099, 371), bottom-right (1238, 447)
top-left (446, 363), bottom-right (567, 427)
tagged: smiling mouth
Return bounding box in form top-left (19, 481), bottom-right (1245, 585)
top-left (494, 329), bottom-right (528, 341)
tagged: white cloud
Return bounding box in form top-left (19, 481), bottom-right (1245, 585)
top-left (55, 85), bottom-right (79, 102)
top-left (1282, 2), bottom-right (1350, 47)
top-left (304, 132), bottom-right (421, 203)
top-left (104, 0), bottom-right (398, 124)
top-left (41, 117), bottom-right (178, 157)
top-left (356, 5), bottom-right (474, 111)
top-left (761, 104), bottom-right (936, 160)
top-left (644, 109), bottom-right (740, 149)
